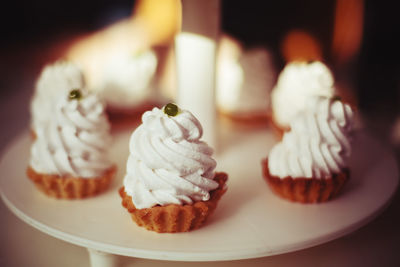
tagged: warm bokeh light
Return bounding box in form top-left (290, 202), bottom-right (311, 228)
top-left (281, 30), bottom-right (322, 62)
top-left (332, 0), bottom-right (364, 65)
top-left (134, 0), bottom-right (181, 45)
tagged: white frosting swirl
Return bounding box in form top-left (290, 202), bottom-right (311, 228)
top-left (123, 106), bottom-right (219, 209)
top-left (31, 61), bottom-right (85, 132)
top-left (100, 50), bottom-right (157, 108)
top-left (268, 96), bottom-right (354, 179)
top-left (30, 90), bottom-right (113, 178)
top-left (271, 61), bottom-right (335, 129)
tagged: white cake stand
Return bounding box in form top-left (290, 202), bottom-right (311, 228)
top-left (0, 124), bottom-right (398, 267)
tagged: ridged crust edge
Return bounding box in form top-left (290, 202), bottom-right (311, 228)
top-left (26, 165), bottom-right (116, 199)
top-left (262, 159), bottom-right (349, 203)
top-left (119, 172), bottom-right (228, 233)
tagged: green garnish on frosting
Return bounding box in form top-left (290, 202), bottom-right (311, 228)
top-left (164, 103), bottom-right (179, 117)
top-left (69, 89), bottom-right (82, 100)
top-left (332, 95), bottom-right (342, 102)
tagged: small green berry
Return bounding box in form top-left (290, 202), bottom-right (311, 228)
top-left (164, 103), bottom-right (179, 117)
top-left (69, 89), bottom-right (82, 100)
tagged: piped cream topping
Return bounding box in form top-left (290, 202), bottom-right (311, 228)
top-left (31, 61), bottom-right (85, 132)
top-left (268, 96), bottom-right (354, 179)
top-left (30, 90), bottom-right (113, 178)
top-left (123, 106), bottom-right (219, 209)
top-left (271, 61), bottom-right (335, 129)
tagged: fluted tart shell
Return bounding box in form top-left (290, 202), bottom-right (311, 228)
top-left (26, 165), bottom-right (116, 199)
top-left (119, 172), bottom-right (228, 233)
top-left (262, 159), bottom-right (349, 203)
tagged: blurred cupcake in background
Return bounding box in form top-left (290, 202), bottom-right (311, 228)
top-left (30, 61), bottom-right (85, 138)
top-left (216, 35), bottom-right (277, 123)
top-left (270, 61), bottom-right (336, 133)
top-left (97, 48), bottom-right (161, 126)
top-left (65, 0), bottom-right (182, 127)
top-left (65, 18), bottom-right (166, 127)
top-left (28, 88), bottom-right (116, 199)
top-left (100, 50), bottom-right (157, 109)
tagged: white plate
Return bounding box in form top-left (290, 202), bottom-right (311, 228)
top-left (0, 126), bottom-right (398, 261)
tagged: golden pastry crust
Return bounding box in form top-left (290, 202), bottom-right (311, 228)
top-left (262, 159), bottom-right (349, 203)
top-left (26, 165), bottom-right (117, 199)
top-left (119, 172), bottom-right (228, 233)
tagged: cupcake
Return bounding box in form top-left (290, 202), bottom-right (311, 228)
top-left (262, 96), bottom-right (354, 203)
top-left (27, 89), bottom-right (116, 199)
top-left (216, 35), bottom-right (276, 122)
top-left (99, 49), bottom-right (160, 125)
top-left (119, 103), bottom-right (228, 233)
top-left (271, 61), bottom-right (335, 132)
top-left (31, 61), bottom-right (85, 137)
top-left (67, 24), bottom-right (162, 127)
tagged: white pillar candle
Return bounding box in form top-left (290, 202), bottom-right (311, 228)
top-left (175, 0), bottom-right (220, 149)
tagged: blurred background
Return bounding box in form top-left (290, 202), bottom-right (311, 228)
top-left (1, 0), bottom-right (399, 146)
top-left (0, 0), bottom-right (399, 266)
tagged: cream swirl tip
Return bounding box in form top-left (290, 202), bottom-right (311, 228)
top-left (271, 61), bottom-right (335, 129)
